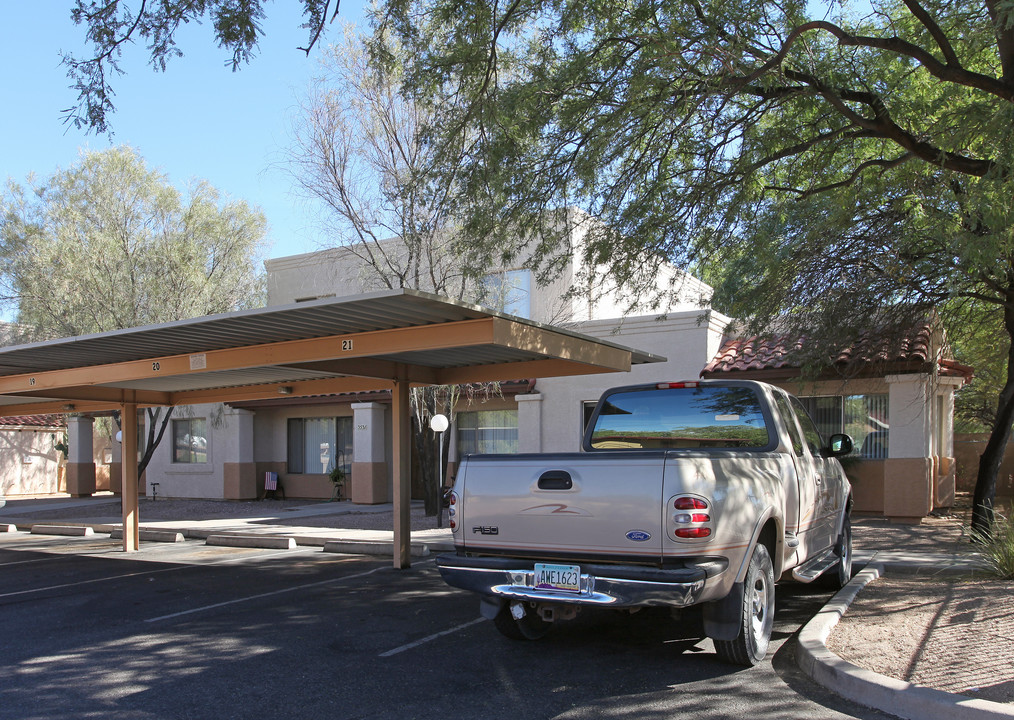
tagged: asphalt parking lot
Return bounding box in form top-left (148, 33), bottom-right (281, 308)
top-left (0, 532), bottom-right (894, 720)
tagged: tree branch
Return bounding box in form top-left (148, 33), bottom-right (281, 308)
top-left (902, 0), bottom-right (960, 67)
top-left (739, 18), bottom-right (1014, 103)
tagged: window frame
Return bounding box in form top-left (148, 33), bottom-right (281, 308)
top-left (171, 417), bottom-right (208, 465)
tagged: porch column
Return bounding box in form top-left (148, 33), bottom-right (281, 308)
top-left (884, 374), bottom-right (933, 521)
top-left (222, 407), bottom-right (256, 499)
top-left (352, 402), bottom-right (388, 504)
top-left (66, 415), bottom-right (96, 497)
top-left (121, 402), bottom-right (139, 552)
top-left (392, 376), bottom-right (412, 569)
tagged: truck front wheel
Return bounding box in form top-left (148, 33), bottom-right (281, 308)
top-left (714, 543), bottom-right (775, 666)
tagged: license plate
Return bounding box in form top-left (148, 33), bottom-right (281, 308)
top-left (534, 563), bottom-right (581, 593)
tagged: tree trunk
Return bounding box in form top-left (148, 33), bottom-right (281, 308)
top-left (972, 303), bottom-right (1014, 536)
top-left (412, 414), bottom-right (440, 516)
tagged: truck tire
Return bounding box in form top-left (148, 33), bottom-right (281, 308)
top-left (714, 543), bottom-right (774, 666)
top-left (493, 602), bottom-right (550, 641)
top-left (820, 514), bottom-right (853, 590)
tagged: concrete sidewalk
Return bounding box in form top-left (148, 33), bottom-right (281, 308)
top-left (0, 494), bottom-right (455, 554)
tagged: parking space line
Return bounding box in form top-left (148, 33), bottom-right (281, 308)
top-left (378, 618), bottom-right (485, 658)
top-left (0, 565), bottom-right (187, 599)
top-left (144, 565), bottom-right (388, 623)
top-left (0, 557), bottom-right (63, 567)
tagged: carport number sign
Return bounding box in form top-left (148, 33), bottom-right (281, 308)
top-left (342, 339), bottom-right (353, 351)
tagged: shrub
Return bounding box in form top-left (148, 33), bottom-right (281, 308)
top-left (971, 512), bottom-right (1014, 580)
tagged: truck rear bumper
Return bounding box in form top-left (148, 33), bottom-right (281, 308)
top-left (437, 554), bottom-right (708, 608)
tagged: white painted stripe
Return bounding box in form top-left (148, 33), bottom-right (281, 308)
top-left (378, 617), bottom-right (485, 657)
top-left (144, 565), bottom-right (388, 623)
top-left (0, 565), bottom-right (186, 599)
top-left (0, 557), bottom-right (62, 568)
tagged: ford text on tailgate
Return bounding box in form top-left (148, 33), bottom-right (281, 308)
top-left (437, 380), bottom-right (855, 666)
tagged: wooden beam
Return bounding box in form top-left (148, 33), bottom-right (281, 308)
top-left (169, 376), bottom-right (395, 405)
top-left (491, 318), bottom-right (632, 372)
top-left (0, 400), bottom-right (123, 418)
top-left (3, 387), bottom-right (172, 406)
top-left (279, 358), bottom-right (441, 384)
top-left (437, 358), bottom-right (618, 385)
top-left (0, 318), bottom-right (495, 396)
top-left (121, 400), bottom-right (139, 552)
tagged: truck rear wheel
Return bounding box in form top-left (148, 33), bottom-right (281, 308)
top-left (714, 543), bottom-right (774, 666)
top-left (493, 602), bottom-right (551, 641)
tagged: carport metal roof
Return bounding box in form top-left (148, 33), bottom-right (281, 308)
top-left (0, 289), bottom-right (664, 565)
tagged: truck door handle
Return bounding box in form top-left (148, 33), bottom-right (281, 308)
top-left (538, 471), bottom-right (573, 490)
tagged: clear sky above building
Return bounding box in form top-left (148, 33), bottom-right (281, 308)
top-left (1, 3), bottom-right (369, 261)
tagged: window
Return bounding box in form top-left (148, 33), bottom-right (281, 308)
top-left (172, 418), bottom-right (208, 464)
top-left (287, 417), bottom-right (353, 474)
top-left (798, 394), bottom-right (889, 459)
top-left (790, 396), bottom-right (825, 455)
top-left (457, 410), bottom-right (519, 454)
top-left (483, 270), bottom-right (532, 318)
top-left (774, 394), bottom-right (804, 456)
top-left (588, 386), bottom-right (772, 450)
top-left (582, 401), bottom-right (598, 437)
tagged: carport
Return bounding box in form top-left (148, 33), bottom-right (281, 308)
top-left (0, 289), bottom-right (661, 567)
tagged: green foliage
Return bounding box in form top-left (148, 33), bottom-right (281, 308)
top-left (970, 513), bottom-right (1014, 580)
top-left (0, 146), bottom-right (267, 340)
top-left (376, 0), bottom-right (1014, 317)
top-left (62, 0), bottom-right (335, 133)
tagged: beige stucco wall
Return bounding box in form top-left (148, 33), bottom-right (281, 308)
top-left (954, 433), bottom-right (1014, 497)
top-left (0, 427), bottom-right (63, 497)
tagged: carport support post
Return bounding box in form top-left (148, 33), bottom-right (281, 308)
top-left (392, 377), bottom-right (412, 569)
top-left (121, 402), bottom-right (139, 552)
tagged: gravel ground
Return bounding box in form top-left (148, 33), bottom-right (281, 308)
top-left (834, 504), bottom-right (1014, 705)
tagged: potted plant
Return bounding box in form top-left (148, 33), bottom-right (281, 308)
top-left (329, 464), bottom-right (346, 501)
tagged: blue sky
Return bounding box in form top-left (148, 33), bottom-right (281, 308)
top-left (1, 3), bottom-right (369, 261)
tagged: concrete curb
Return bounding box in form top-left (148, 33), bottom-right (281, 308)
top-left (323, 539), bottom-right (430, 557)
top-left (1, 523), bottom-right (17, 532)
top-left (796, 564), bottom-right (1014, 720)
top-left (30, 524), bottom-right (94, 537)
top-left (110, 528), bottom-right (185, 543)
top-left (206, 534), bottom-right (297, 550)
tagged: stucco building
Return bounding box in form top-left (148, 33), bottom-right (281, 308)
top-left (59, 236), bottom-right (970, 522)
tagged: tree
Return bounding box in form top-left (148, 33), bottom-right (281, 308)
top-left (0, 145), bottom-right (267, 475)
top-left (61, 0), bottom-right (344, 134)
top-left (289, 28), bottom-right (501, 515)
top-left (372, 0), bottom-right (1014, 534)
top-left (287, 25), bottom-right (474, 300)
top-left (61, 3), bottom-right (1014, 530)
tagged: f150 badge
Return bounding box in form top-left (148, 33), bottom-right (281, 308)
top-left (472, 526), bottom-right (499, 535)
top-left (625, 530), bottom-right (651, 542)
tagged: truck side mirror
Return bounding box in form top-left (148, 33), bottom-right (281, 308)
top-left (828, 433), bottom-right (854, 457)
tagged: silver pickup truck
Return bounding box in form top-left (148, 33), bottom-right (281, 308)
top-left (437, 379), bottom-right (854, 665)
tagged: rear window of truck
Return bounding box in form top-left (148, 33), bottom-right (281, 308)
top-left (588, 385), bottom-right (772, 450)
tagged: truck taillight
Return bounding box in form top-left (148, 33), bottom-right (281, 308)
top-left (675, 527), bottom-right (712, 539)
top-left (670, 494), bottom-right (713, 541)
top-left (449, 492), bottom-right (459, 533)
top-left (674, 497), bottom-right (708, 510)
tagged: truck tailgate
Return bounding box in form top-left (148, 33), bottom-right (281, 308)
top-left (458, 452), bottom-right (665, 563)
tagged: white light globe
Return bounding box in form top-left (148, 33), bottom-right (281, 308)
top-left (429, 414), bottom-right (449, 432)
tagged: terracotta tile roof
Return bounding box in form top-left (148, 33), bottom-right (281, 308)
top-left (700, 321), bottom-right (968, 380)
top-left (0, 414), bottom-right (66, 428)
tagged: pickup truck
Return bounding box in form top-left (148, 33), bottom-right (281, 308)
top-left (437, 379), bottom-right (854, 665)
